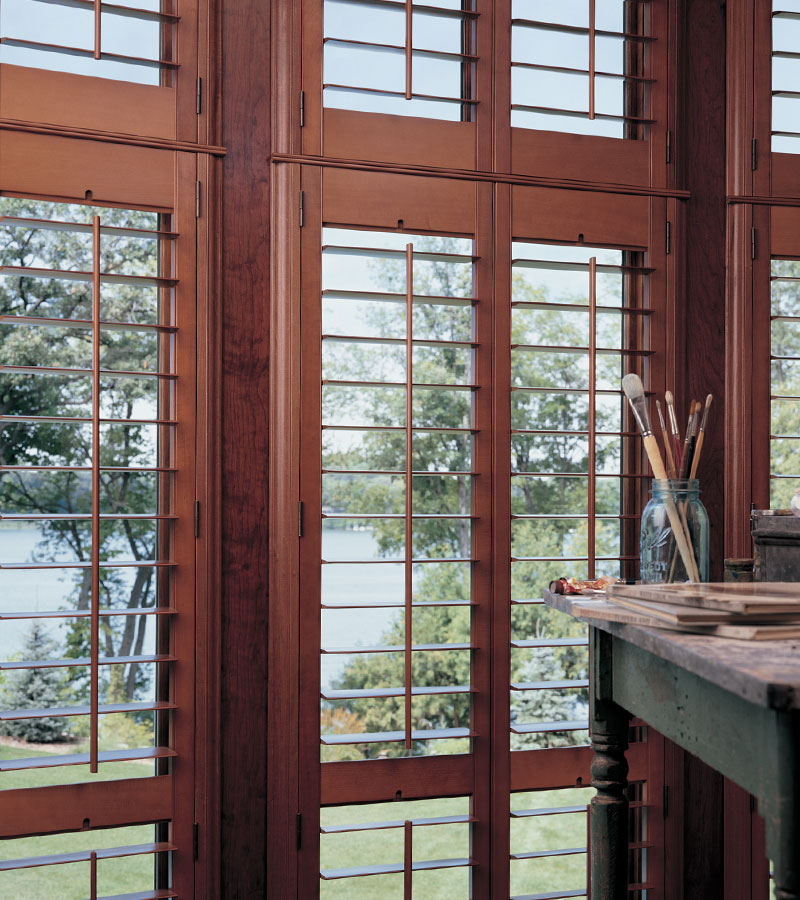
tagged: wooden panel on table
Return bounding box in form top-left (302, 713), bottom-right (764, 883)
top-left (322, 167), bottom-right (477, 232)
top-left (511, 129), bottom-right (651, 187)
top-left (220, 0), bottom-right (271, 895)
top-left (0, 65), bottom-right (176, 140)
top-left (511, 184), bottom-right (649, 247)
top-left (0, 130), bottom-right (174, 208)
top-left (324, 109), bottom-right (476, 170)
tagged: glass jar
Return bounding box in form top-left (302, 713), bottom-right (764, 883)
top-left (640, 479), bottom-right (709, 583)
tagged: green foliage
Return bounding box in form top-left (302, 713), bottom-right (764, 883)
top-left (0, 622), bottom-right (67, 743)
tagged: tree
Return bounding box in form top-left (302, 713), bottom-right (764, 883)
top-left (0, 197), bottom-right (163, 715)
top-left (510, 621), bottom-right (588, 750)
top-left (0, 622), bottom-right (67, 743)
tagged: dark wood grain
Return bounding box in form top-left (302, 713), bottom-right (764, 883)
top-left (220, 2), bottom-right (271, 897)
top-left (679, 0), bottom-right (727, 584)
top-left (677, 3), bottom-right (728, 894)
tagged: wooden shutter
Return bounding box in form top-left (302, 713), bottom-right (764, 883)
top-left (0, 0), bottom-right (207, 144)
top-left (270, 162), bottom-right (670, 898)
top-left (0, 130), bottom-right (207, 900)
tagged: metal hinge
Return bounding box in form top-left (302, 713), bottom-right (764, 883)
top-left (751, 226), bottom-right (758, 260)
top-left (663, 784), bottom-right (669, 818)
top-left (296, 813), bottom-right (302, 850)
top-left (196, 77), bottom-right (202, 115)
top-left (194, 501), bottom-right (201, 539)
top-left (196, 181), bottom-right (202, 218)
top-left (300, 90), bottom-right (305, 127)
top-left (299, 191), bottom-right (305, 228)
top-left (666, 130), bottom-right (672, 164)
top-left (666, 220), bottom-right (671, 255)
top-left (193, 823), bottom-right (199, 860)
top-left (751, 138), bottom-right (758, 171)
top-left (298, 501), bottom-right (304, 538)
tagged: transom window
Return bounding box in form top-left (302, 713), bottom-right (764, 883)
top-left (323, 0), bottom-right (478, 120)
top-left (511, 0), bottom-right (652, 138)
top-left (0, 0), bottom-right (177, 85)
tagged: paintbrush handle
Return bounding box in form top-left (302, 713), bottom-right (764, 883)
top-left (689, 431), bottom-right (705, 480)
top-left (672, 435), bottom-right (683, 469)
top-left (661, 423), bottom-right (677, 479)
top-left (642, 435), bottom-right (700, 582)
top-left (685, 434), bottom-right (697, 477)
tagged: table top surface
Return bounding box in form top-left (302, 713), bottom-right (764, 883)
top-left (544, 589), bottom-right (800, 711)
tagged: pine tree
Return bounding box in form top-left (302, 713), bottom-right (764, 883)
top-left (0, 622), bottom-right (67, 743)
top-left (510, 621), bottom-right (588, 750)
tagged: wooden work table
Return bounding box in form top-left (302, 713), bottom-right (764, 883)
top-left (544, 589), bottom-right (800, 900)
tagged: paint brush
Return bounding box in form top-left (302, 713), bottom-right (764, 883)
top-left (622, 374), bottom-right (700, 582)
top-left (665, 390), bottom-right (682, 470)
top-left (679, 401), bottom-right (695, 478)
top-left (689, 394), bottom-right (713, 480)
top-left (685, 400), bottom-right (702, 476)
top-left (656, 399), bottom-right (677, 479)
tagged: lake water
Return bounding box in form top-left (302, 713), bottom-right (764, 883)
top-left (0, 526), bottom-right (397, 688)
top-left (0, 527), bottom-right (79, 660)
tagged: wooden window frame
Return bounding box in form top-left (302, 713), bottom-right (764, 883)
top-left (0, 100), bottom-right (220, 900)
top-left (266, 159), bottom-right (676, 898)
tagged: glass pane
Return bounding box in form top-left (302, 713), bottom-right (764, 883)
top-left (322, 0), bottom-right (473, 119)
top-left (0, 196), bottom-right (175, 791)
top-left (318, 228), bottom-right (476, 760)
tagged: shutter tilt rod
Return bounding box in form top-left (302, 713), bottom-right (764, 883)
top-left (94, 0), bottom-right (101, 59)
top-left (90, 216), bottom-right (101, 773)
top-left (404, 244), bottom-right (414, 750)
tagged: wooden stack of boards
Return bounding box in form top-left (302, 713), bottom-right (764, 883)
top-left (571, 582), bottom-right (800, 640)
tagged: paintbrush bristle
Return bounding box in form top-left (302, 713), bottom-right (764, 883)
top-left (621, 373), bottom-right (645, 401)
top-left (700, 393), bottom-right (713, 431)
top-left (622, 373), bottom-right (651, 437)
top-left (656, 399), bottom-right (667, 431)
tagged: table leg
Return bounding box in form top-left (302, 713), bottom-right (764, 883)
top-left (765, 712), bottom-right (800, 900)
top-left (590, 627), bottom-right (630, 900)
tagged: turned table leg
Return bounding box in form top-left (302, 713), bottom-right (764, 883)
top-left (590, 627), bottom-right (630, 900)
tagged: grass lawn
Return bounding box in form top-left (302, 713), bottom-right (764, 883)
top-left (320, 787), bottom-right (594, 900)
top-left (1, 744), bottom-right (162, 900)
